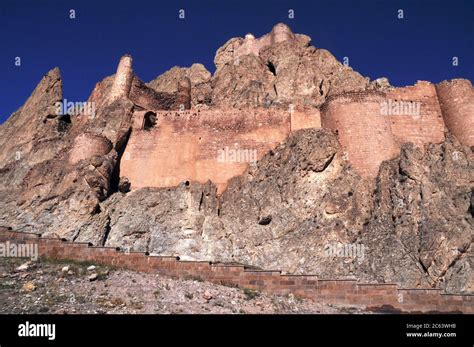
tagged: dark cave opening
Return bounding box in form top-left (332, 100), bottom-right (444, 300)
top-left (258, 215), bottom-right (272, 225)
top-left (110, 128), bottom-right (132, 194)
top-left (57, 114), bottom-right (72, 133)
top-left (60, 114), bottom-right (71, 124)
top-left (198, 191), bottom-right (204, 211)
top-left (266, 61), bottom-right (276, 76)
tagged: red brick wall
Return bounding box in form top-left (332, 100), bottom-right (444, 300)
top-left (436, 79), bottom-right (474, 146)
top-left (68, 133), bottom-right (113, 165)
top-left (290, 106), bottom-right (321, 131)
top-left (118, 76), bottom-right (471, 185)
top-left (121, 79), bottom-right (472, 186)
top-left (1, 230), bottom-right (471, 313)
top-left (121, 108), bottom-right (292, 193)
top-left (387, 82), bottom-right (446, 147)
top-left (320, 83), bottom-right (454, 179)
top-left (320, 92), bottom-right (400, 178)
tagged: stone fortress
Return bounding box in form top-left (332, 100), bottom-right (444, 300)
top-left (1, 23), bottom-right (473, 307)
top-left (85, 23), bottom-right (474, 193)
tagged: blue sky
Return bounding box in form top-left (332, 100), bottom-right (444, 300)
top-left (0, 0), bottom-right (473, 122)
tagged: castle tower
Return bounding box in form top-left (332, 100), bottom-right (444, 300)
top-left (436, 79), bottom-right (474, 146)
top-left (320, 92), bottom-right (400, 178)
top-left (271, 23), bottom-right (295, 44)
top-left (109, 54), bottom-right (134, 101)
top-left (177, 77), bottom-right (191, 110)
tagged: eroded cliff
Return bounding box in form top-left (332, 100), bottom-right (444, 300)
top-left (0, 24), bottom-right (472, 292)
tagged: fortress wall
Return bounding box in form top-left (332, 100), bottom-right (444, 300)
top-left (68, 133), bottom-right (113, 165)
top-left (387, 82), bottom-right (446, 147)
top-left (129, 78), bottom-right (177, 111)
top-left (290, 107), bottom-right (321, 131)
top-left (436, 79), bottom-right (474, 146)
top-left (2, 229), bottom-right (472, 313)
top-left (176, 77), bottom-right (192, 110)
top-left (320, 92), bottom-right (400, 178)
top-left (234, 23), bottom-right (295, 60)
top-left (111, 50), bottom-right (470, 186)
top-left (120, 108), bottom-right (292, 193)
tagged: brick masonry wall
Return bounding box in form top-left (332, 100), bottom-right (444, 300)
top-left (68, 133), bottom-right (113, 165)
top-left (121, 107), bottom-right (294, 193)
top-left (386, 81), bottom-right (446, 147)
top-left (320, 92), bottom-right (400, 178)
top-left (109, 52), bottom-right (471, 184)
top-left (122, 76), bottom-right (471, 188)
top-left (1, 229), bottom-right (472, 313)
top-left (320, 82), bottom-right (464, 178)
top-left (436, 79), bottom-right (474, 146)
top-left (121, 75), bottom-right (471, 184)
top-left (290, 106), bottom-right (321, 131)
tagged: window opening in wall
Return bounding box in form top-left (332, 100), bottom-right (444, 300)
top-left (143, 111), bottom-right (157, 130)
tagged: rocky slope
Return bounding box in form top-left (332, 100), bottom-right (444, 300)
top-left (0, 24), bottom-right (472, 293)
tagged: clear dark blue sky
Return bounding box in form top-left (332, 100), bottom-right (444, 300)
top-left (1, 0), bottom-right (473, 123)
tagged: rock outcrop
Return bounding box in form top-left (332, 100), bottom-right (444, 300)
top-left (0, 68), bottom-right (135, 242)
top-left (210, 23), bottom-right (370, 108)
top-left (89, 129), bottom-right (472, 292)
top-left (0, 23), bottom-right (472, 293)
top-left (146, 23), bottom-right (370, 109)
top-left (147, 64), bottom-right (212, 106)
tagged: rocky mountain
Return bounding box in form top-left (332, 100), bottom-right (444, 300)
top-left (0, 23), bottom-right (472, 293)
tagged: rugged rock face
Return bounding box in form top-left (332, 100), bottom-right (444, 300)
top-left (210, 24), bottom-right (370, 108)
top-left (0, 68), bottom-right (135, 242)
top-left (147, 23), bottom-right (370, 109)
top-left (88, 129), bottom-right (472, 292)
top-left (147, 64), bottom-right (212, 106)
top-left (358, 138), bottom-right (473, 292)
top-left (0, 23), bottom-right (472, 293)
top-left (0, 68), bottom-right (64, 185)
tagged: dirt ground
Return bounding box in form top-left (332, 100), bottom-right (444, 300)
top-left (0, 257), bottom-right (369, 314)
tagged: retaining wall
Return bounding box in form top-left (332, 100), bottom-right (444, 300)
top-left (1, 229), bottom-right (472, 313)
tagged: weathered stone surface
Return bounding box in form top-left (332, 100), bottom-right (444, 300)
top-left (94, 129), bottom-right (471, 292)
top-left (0, 68), bottom-right (65, 189)
top-left (0, 68), bottom-right (134, 242)
top-left (147, 64), bottom-right (212, 107)
top-left (0, 23), bottom-right (472, 294)
top-left (211, 24), bottom-right (370, 108)
top-left (146, 23), bottom-right (370, 109)
top-left (371, 77), bottom-right (391, 90)
top-left (357, 137), bottom-right (473, 292)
